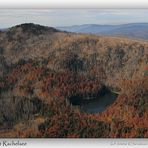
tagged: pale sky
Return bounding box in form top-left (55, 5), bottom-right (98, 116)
top-left (0, 9), bottom-right (148, 28)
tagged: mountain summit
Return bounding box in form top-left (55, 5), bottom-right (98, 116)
top-left (9, 23), bottom-right (59, 35)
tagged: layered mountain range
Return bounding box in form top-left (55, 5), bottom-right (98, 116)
top-left (57, 23), bottom-right (148, 40)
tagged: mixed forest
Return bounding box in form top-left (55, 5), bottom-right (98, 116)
top-left (0, 23), bottom-right (148, 138)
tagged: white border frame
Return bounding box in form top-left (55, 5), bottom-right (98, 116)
top-left (0, 0), bottom-right (148, 148)
top-left (0, 0), bottom-right (148, 8)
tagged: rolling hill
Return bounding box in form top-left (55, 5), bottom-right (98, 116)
top-left (57, 23), bottom-right (148, 40)
top-left (0, 23), bottom-right (148, 138)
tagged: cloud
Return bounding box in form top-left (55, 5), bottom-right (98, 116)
top-left (0, 9), bottom-right (148, 28)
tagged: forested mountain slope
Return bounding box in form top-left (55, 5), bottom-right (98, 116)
top-left (0, 23), bottom-right (148, 138)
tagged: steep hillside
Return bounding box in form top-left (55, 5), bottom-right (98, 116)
top-left (1, 24), bottom-right (147, 84)
top-left (0, 23), bottom-right (148, 138)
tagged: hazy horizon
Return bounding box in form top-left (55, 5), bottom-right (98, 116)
top-left (2, 22), bottom-right (148, 29)
top-left (1, 9), bottom-right (148, 28)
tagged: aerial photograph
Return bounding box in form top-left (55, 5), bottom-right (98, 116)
top-left (0, 9), bottom-right (148, 138)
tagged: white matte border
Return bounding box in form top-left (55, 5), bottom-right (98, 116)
top-left (0, 1), bottom-right (148, 148)
top-left (0, 139), bottom-right (148, 148)
top-left (0, 0), bottom-right (148, 8)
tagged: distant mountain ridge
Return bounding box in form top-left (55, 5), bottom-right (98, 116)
top-left (57, 23), bottom-right (148, 40)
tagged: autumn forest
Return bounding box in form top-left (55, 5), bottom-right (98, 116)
top-left (0, 23), bottom-right (148, 138)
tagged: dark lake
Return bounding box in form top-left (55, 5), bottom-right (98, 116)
top-left (70, 91), bottom-right (118, 113)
